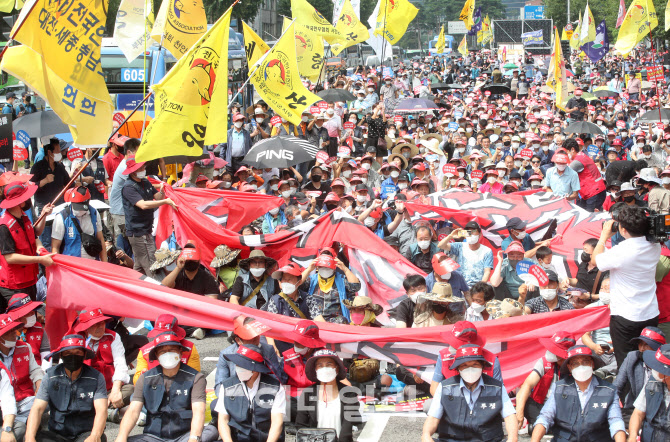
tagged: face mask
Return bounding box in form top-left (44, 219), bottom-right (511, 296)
top-left (342, 170), bottom-right (352, 179)
top-left (512, 142), bottom-right (520, 149)
top-left (581, 251), bottom-right (591, 263)
top-left (72, 209), bottom-right (87, 217)
top-left (312, 174), bottom-right (322, 182)
top-left (597, 121), bottom-right (602, 126)
top-left (302, 116), bottom-right (309, 122)
top-left (652, 369), bottom-right (665, 382)
top-left (399, 183), bottom-right (410, 190)
top-left (135, 170), bottom-right (147, 179)
top-left (289, 187), bottom-right (297, 196)
top-left (497, 170), bottom-right (505, 177)
top-left (158, 351), bottom-right (180, 369)
top-left (520, 134), bottom-right (526, 139)
top-left (235, 366), bottom-right (254, 382)
top-left (316, 366), bottom-right (338, 383)
top-left (417, 240), bottom-right (431, 250)
top-left (364, 217), bottom-right (376, 227)
top-left (514, 160), bottom-right (522, 168)
top-left (410, 291), bottom-right (425, 303)
top-left (250, 267), bottom-right (266, 278)
top-left (256, 117), bottom-right (264, 123)
top-left (234, 122), bottom-right (244, 129)
top-left (222, 181), bottom-right (232, 189)
top-left (530, 181), bottom-right (541, 187)
top-left (24, 314), bottom-right (37, 328)
top-left (466, 235), bottom-right (479, 245)
top-left (545, 351), bottom-right (558, 363)
top-left (459, 367), bottom-right (483, 383)
top-left (1, 337), bottom-right (16, 348)
top-left (294, 214), bottom-right (303, 221)
top-left (556, 164), bottom-right (567, 172)
top-left (554, 123), bottom-right (561, 127)
top-left (663, 177), bottom-right (670, 185)
top-left (530, 124), bottom-right (537, 129)
top-left (470, 302), bottom-right (486, 314)
top-left (623, 195), bottom-right (635, 203)
top-left (432, 304), bottom-right (447, 314)
top-left (62, 353), bottom-right (85, 372)
top-left (294, 345), bottom-right (309, 355)
top-left (390, 170), bottom-right (400, 178)
top-left (281, 190), bottom-right (292, 198)
top-left (515, 231), bottom-right (526, 240)
top-left (356, 195), bottom-right (367, 203)
top-left (184, 260), bottom-right (199, 272)
top-left (53, 153), bottom-right (62, 162)
top-left (487, 176), bottom-right (496, 184)
top-left (367, 88), bottom-right (374, 93)
top-left (540, 289), bottom-right (557, 301)
top-left (458, 147), bottom-right (466, 153)
top-left (319, 268), bottom-right (334, 279)
top-left (351, 311), bottom-right (366, 324)
top-left (571, 365), bottom-right (593, 382)
top-left (599, 291), bottom-right (610, 304)
top-left (466, 128), bottom-right (473, 133)
top-left (281, 282), bottom-right (296, 294)
top-left (621, 132), bottom-right (628, 137)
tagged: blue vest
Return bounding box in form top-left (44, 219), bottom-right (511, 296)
top-left (263, 210), bottom-right (287, 234)
top-left (552, 376), bottom-right (615, 442)
top-left (307, 271), bottom-right (350, 322)
top-left (221, 373), bottom-right (284, 442)
top-left (642, 379), bottom-right (670, 442)
top-left (239, 269), bottom-right (275, 308)
top-left (46, 364), bottom-right (100, 439)
top-left (436, 374), bottom-right (505, 442)
top-left (59, 206), bottom-right (99, 258)
top-left (143, 364), bottom-right (198, 439)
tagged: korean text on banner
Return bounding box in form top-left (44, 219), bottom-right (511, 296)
top-left (114, 0), bottom-right (155, 62)
top-left (151, 0), bottom-right (207, 59)
top-left (331, 0), bottom-right (369, 56)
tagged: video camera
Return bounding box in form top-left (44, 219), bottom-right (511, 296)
top-left (646, 212), bottom-right (670, 243)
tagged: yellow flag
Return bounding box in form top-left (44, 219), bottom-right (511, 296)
top-left (458, 35), bottom-right (468, 56)
top-left (242, 22), bottom-right (270, 67)
top-left (615, 0), bottom-right (657, 55)
top-left (151, 0), bottom-right (207, 59)
top-left (251, 22), bottom-right (321, 125)
top-left (291, 0), bottom-right (342, 43)
top-left (294, 27), bottom-right (325, 81)
top-left (579, 3), bottom-right (596, 46)
top-left (547, 27), bottom-right (568, 111)
top-left (459, 0), bottom-right (475, 30)
top-left (331, 0), bottom-right (369, 56)
top-left (136, 6), bottom-right (232, 161)
top-left (0, 0), bottom-right (13, 13)
top-left (570, 11), bottom-right (581, 49)
top-left (436, 26), bottom-right (445, 53)
top-left (3, 0), bottom-right (113, 146)
top-left (666, 0), bottom-right (670, 31)
top-left (114, 0), bottom-right (155, 62)
top-left (480, 14), bottom-right (492, 45)
top-left (373, 0), bottom-right (419, 45)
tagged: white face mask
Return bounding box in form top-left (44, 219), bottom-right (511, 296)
top-left (361, 177), bottom-right (368, 185)
top-left (356, 195), bottom-right (367, 203)
top-left (299, 203), bottom-right (309, 211)
top-left (487, 176), bottom-right (497, 184)
top-left (158, 351), bottom-right (180, 369)
top-left (256, 117), bottom-right (264, 123)
top-left (556, 164), bottom-right (567, 172)
top-left (497, 170), bottom-right (506, 177)
top-left (361, 163), bottom-right (371, 171)
top-left (72, 209), bottom-right (87, 217)
top-left (302, 116), bottom-right (309, 122)
top-left (318, 268), bottom-right (334, 279)
top-left (281, 282), bottom-right (296, 294)
top-left (269, 207), bottom-right (280, 216)
top-left (135, 170), bottom-right (147, 179)
top-left (470, 302), bottom-right (486, 314)
top-left (544, 351), bottom-right (558, 363)
top-left (398, 183), bottom-right (408, 190)
top-left (270, 184), bottom-right (278, 191)
top-left (417, 240), bottom-right (431, 250)
top-left (514, 161), bottom-right (522, 168)
top-left (24, 314), bottom-right (37, 328)
top-left (410, 291), bottom-right (425, 303)
top-left (364, 217), bottom-right (376, 227)
top-left (530, 181), bottom-right (541, 187)
top-left (1, 337), bottom-right (16, 348)
top-left (466, 235), bottom-right (479, 245)
top-left (316, 366), bottom-right (338, 383)
top-left (530, 123), bottom-right (537, 129)
top-left (294, 214), bottom-right (303, 221)
top-left (53, 153), bottom-right (62, 162)
top-left (281, 190), bottom-right (292, 198)
top-left (598, 291), bottom-right (611, 304)
top-left (349, 119), bottom-right (357, 124)
top-left (367, 88), bottom-right (374, 92)
top-left (596, 121), bottom-right (602, 126)
top-left (515, 231), bottom-right (526, 240)
top-left (294, 345), bottom-right (309, 355)
top-left (222, 181), bottom-right (232, 188)
top-left (390, 170), bottom-right (400, 179)
top-left (289, 188), bottom-right (297, 195)
top-left (512, 142), bottom-right (520, 149)
top-left (342, 170), bottom-right (352, 179)
top-left (637, 142), bottom-right (644, 148)
top-left (459, 366), bottom-right (483, 383)
top-left (344, 205), bottom-right (353, 214)
top-left (621, 132), bottom-right (628, 137)
top-left (235, 366), bottom-right (254, 382)
top-left (234, 122), bottom-right (244, 128)
top-left (250, 267), bottom-right (266, 278)
top-left (652, 369), bottom-right (665, 382)
top-left (540, 289), bottom-right (557, 301)
top-left (571, 365), bottom-right (593, 382)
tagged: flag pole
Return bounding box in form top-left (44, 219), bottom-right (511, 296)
top-left (139, 34), bottom-right (165, 139)
top-left (33, 91), bottom-right (154, 227)
top-left (380, 0), bottom-right (388, 68)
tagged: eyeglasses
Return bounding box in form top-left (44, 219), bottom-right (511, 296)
top-left (531, 161), bottom-right (540, 164)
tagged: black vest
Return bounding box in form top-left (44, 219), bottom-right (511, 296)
top-left (46, 364), bottom-right (100, 439)
top-left (437, 374), bottom-right (505, 442)
top-left (143, 364), bottom-right (198, 439)
top-left (552, 375), bottom-right (615, 442)
top-left (642, 379), bottom-right (670, 442)
top-left (221, 372), bottom-right (284, 442)
top-left (83, 158), bottom-right (106, 201)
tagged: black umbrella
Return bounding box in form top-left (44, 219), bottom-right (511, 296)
top-left (13, 110), bottom-right (69, 138)
top-left (565, 121), bottom-right (604, 135)
top-left (430, 82), bottom-right (449, 92)
top-left (483, 84), bottom-right (511, 95)
top-left (394, 98), bottom-right (438, 113)
top-left (242, 136), bottom-right (317, 168)
top-left (593, 89), bottom-right (619, 99)
top-left (445, 83), bottom-right (466, 89)
top-left (638, 108), bottom-right (670, 123)
top-left (317, 89), bottom-right (356, 103)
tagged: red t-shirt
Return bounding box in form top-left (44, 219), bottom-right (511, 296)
top-left (103, 149), bottom-right (124, 181)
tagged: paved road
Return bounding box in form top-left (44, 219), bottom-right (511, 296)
top-left (101, 332), bottom-right (537, 441)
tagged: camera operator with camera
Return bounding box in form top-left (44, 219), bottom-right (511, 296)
top-left (592, 205), bottom-right (662, 367)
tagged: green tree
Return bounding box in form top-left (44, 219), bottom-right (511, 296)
top-left (205, 0), bottom-right (266, 23)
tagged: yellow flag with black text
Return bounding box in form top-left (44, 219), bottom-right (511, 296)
top-left (615, 0), bottom-right (657, 56)
top-left (242, 22), bottom-right (270, 67)
top-left (547, 27), bottom-right (568, 111)
top-left (251, 22), bottom-right (321, 125)
top-left (436, 26), bottom-right (445, 53)
top-left (331, 0), bottom-right (369, 55)
top-left (373, 0), bottom-right (418, 45)
top-left (1, 0), bottom-right (113, 146)
top-left (459, 0), bottom-right (475, 30)
top-left (291, 0), bottom-right (342, 43)
top-left (458, 35), bottom-right (468, 56)
top-left (151, 0), bottom-right (207, 59)
top-left (137, 7), bottom-right (232, 161)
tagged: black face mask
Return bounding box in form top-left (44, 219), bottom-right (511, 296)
top-left (433, 304), bottom-right (448, 314)
top-left (62, 354), bottom-right (85, 372)
top-left (184, 261), bottom-right (199, 272)
top-left (581, 252), bottom-right (591, 263)
top-left (312, 174), bottom-right (322, 183)
top-left (623, 195), bottom-right (635, 203)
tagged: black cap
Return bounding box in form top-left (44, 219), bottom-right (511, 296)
top-left (465, 221), bottom-right (481, 231)
top-left (509, 170), bottom-right (522, 179)
top-left (355, 184), bottom-right (368, 192)
top-left (294, 192), bottom-right (309, 203)
top-left (398, 171), bottom-right (410, 181)
top-left (506, 217), bottom-right (527, 230)
top-left (246, 176), bottom-right (257, 183)
top-left (607, 180), bottom-right (623, 190)
top-left (384, 236), bottom-right (399, 247)
top-left (5, 92), bottom-right (15, 99)
top-left (545, 269), bottom-right (559, 283)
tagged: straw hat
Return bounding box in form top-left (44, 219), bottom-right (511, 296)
top-left (422, 282), bottom-right (465, 304)
top-left (343, 296), bottom-right (383, 315)
top-left (210, 245), bottom-right (241, 268)
top-left (149, 248), bottom-right (181, 272)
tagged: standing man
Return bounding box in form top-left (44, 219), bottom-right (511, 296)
top-left (103, 136), bottom-right (127, 183)
top-left (628, 343), bottom-right (670, 441)
top-left (51, 187), bottom-right (106, 262)
top-left (544, 152), bottom-right (581, 201)
top-left (438, 221), bottom-right (494, 287)
top-left (565, 89), bottom-right (587, 122)
top-left (121, 158), bottom-right (178, 279)
top-left (2, 93), bottom-right (17, 118)
top-left (627, 72), bottom-right (641, 102)
top-left (108, 138), bottom-right (139, 257)
top-left (564, 138), bottom-right (607, 211)
top-left (223, 114), bottom-right (252, 173)
top-left (25, 334), bottom-right (108, 442)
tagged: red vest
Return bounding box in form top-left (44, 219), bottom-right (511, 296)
top-left (529, 357), bottom-right (559, 404)
top-left (0, 342), bottom-right (36, 402)
top-left (438, 347), bottom-right (495, 380)
top-left (23, 324), bottom-right (44, 366)
top-left (0, 212), bottom-right (38, 289)
top-left (85, 331), bottom-right (117, 390)
top-left (139, 338), bottom-right (194, 375)
top-left (574, 152), bottom-right (606, 200)
top-left (658, 248), bottom-right (670, 324)
top-left (282, 348), bottom-right (314, 397)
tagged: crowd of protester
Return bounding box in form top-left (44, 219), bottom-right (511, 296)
top-left (1, 47), bottom-right (670, 441)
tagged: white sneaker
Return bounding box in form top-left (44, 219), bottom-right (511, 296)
top-left (191, 328), bottom-right (206, 340)
top-left (138, 411), bottom-right (146, 426)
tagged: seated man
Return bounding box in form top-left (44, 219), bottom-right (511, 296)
top-left (464, 282), bottom-right (496, 322)
top-left (216, 344), bottom-right (285, 442)
top-left (614, 326), bottom-right (665, 424)
top-left (438, 221), bottom-right (494, 288)
top-left (115, 332), bottom-right (218, 442)
top-left (5, 293), bottom-right (50, 368)
top-left (524, 270), bottom-right (574, 314)
top-left (628, 343), bottom-right (670, 441)
top-left (0, 314), bottom-right (43, 442)
top-left (229, 251), bottom-right (279, 310)
top-left (531, 345), bottom-right (626, 442)
top-left (25, 334), bottom-right (108, 442)
top-left (412, 283), bottom-right (465, 329)
top-left (490, 242), bottom-right (527, 301)
top-left (582, 277), bottom-right (616, 377)
top-left (515, 332), bottom-right (576, 431)
top-left (395, 274), bottom-right (427, 328)
top-left (405, 225), bottom-right (439, 274)
top-left (425, 253), bottom-right (469, 297)
top-left (264, 263), bottom-right (309, 354)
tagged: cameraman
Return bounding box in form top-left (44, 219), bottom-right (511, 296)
top-left (592, 205), bottom-right (661, 367)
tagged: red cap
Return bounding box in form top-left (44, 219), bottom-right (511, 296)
top-left (552, 153), bottom-right (570, 164)
top-left (431, 252), bottom-right (460, 275)
top-left (64, 186), bottom-right (91, 203)
top-left (233, 113), bottom-right (246, 122)
top-left (233, 316), bottom-right (271, 340)
top-left (315, 254), bottom-right (336, 269)
top-left (73, 308), bottom-right (112, 333)
top-left (505, 240), bottom-right (525, 254)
